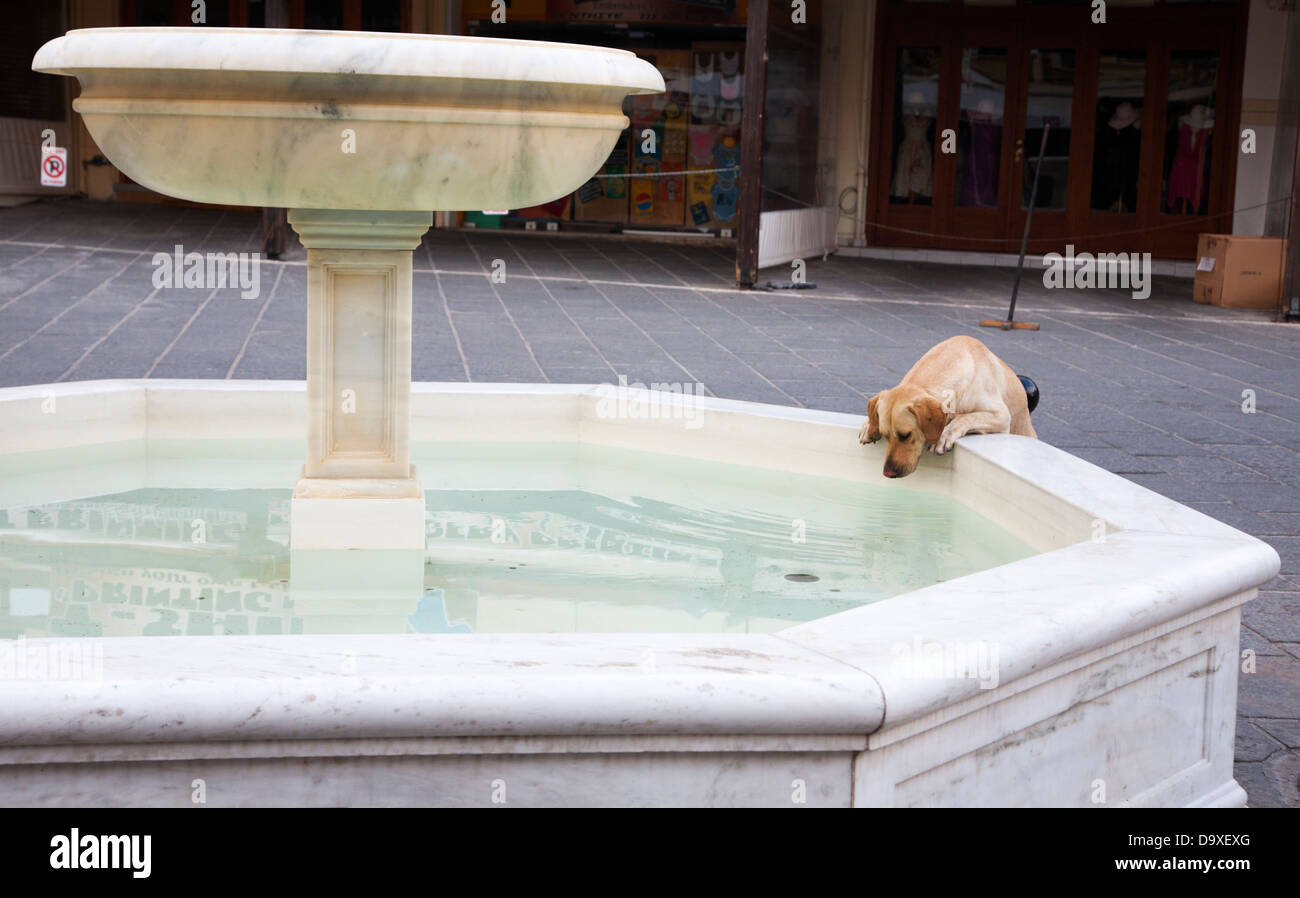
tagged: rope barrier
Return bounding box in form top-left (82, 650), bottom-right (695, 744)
top-left (760, 184), bottom-right (1294, 245)
top-left (571, 168), bottom-right (1290, 245)
top-left (591, 167), bottom-right (739, 179)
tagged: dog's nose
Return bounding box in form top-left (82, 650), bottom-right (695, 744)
top-left (883, 466), bottom-right (900, 478)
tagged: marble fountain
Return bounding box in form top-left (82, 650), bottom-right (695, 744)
top-left (0, 28), bottom-right (1279, 807)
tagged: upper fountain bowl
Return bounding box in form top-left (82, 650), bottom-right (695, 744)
top-left (33, 28), bottom-right (664, 211)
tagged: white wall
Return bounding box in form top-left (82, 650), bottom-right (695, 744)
top-left (758, 0), bottom-right (847, 268)
top-left (833, 0), bottom-right (874, 247)
top-left (0, 117), bottom-right (73, 203)
top-left (1233, 0), bottom-right (1296, 236)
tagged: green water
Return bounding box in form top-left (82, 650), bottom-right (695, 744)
top-left (0, 441), bottom-right (1037, 636)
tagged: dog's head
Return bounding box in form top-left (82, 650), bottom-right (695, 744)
top-left (860, 385), bottom-right (948, 478)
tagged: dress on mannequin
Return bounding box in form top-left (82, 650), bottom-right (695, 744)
top-left (1167, 104), bottom-right (1211, 212)
top-left (893, 113), bottom-right (934, 200)
top-left (959, 110), bottom-right (1000, 207)
top-left (1094, 101), bottom-right (1141, 213)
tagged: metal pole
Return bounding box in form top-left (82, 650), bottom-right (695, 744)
top-left (260, 0), bottom-right (291, 259)
top-left (1283, 104), bottom-right (1300, 321)
top-left (734, 0), bottom-right (770, 288)
top-left (1005, 122), bottom-right (1051, 327)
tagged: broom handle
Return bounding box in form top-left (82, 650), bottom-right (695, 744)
top-left (1007, 122), bottom-right (1051, 324)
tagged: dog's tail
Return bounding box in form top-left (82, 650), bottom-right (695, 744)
top-left (1017, 375), bottom-right (1040, 414)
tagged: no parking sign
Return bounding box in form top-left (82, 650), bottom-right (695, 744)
top-left (41, 146), bottom-right (67, 187)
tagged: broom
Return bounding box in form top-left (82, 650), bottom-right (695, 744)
top-left (981, 122), bottom-right (1050, 332)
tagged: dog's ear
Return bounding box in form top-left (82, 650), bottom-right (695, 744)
top-left (914, 396), bottom-right (948, 445)
top-left (864, 393), bottom-right (881, 443)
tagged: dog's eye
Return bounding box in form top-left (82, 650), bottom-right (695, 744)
top-left (898, 432), bottom-right (911, 440)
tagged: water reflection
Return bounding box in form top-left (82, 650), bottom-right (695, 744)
top-left (1, 454), bottom-right (1036, 636)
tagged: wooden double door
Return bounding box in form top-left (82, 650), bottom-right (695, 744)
top-left (869, 5), bottom-right (1244, 260)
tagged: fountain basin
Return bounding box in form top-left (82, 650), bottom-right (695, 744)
top-left (32, 28), bottom-right (664, 210)
top-left (0, 381), bottom-right (1279, 806)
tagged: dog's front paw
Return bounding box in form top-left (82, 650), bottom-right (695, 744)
top-left (934, 423), bottom-right (963, 455)
top-left (859, 420), bottom-right (878, 444)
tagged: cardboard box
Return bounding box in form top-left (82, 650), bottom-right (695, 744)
top-left (1192, 278), bottom-right (1217, 305)
top-left (1194, 234), bottom-right (1286, 310)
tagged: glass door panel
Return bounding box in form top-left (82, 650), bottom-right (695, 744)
top-left (955, 48), bottom-right (1008, 208)
top-left (1162, 50), bottom-right (1218, 216)
top-left (304, 0), bottom-right (346, 29)
top-left (1021, 49), bottom-right (1075, 211)
top-left (889, 47), bottom-right (941, 205)
top-left (1091, 50), bottom-right (1147, 214)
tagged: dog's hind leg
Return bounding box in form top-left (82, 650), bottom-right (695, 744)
top-left (1010, 410), bottom-right (1037, 439)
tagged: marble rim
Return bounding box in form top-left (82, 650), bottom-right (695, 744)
top-left (0, 380), bottom-right (1280, 742)
top-left (74, 97), bottom-right (632, 130)
top-left (33, 27), bottom-right (667, 94)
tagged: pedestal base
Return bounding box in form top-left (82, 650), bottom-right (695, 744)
top-left (289, 546), bottom-right (426, 634)
top-left (283, 209), bottom-right (433, 552)
top-left (290, 465), bottom-right (426, 550)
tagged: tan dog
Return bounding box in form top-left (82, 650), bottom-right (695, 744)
top-left (859, 335), bottom-right (1036, 478)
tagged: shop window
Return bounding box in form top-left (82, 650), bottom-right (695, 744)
top-left (134, 0), bottom-right (174, 26)
top-left (1091, 50), bottom-right (1146, 213)
top-left (628, 49), bottom-right (693, 229)
top-left (362, 0), bottom-right (404, 31)
top-left (1030, 0), bottom-right (1156, 5)
top-left (889, 47), bottom-right (940, 206)
top-left (763, 11), bottom-right (828, 212)
top-left (955, 48), bottom-right (1007, 208)
top-left (0, 2), bottom-right (64, 121)
top-left (1021, 49), bottom-right (1073, 211)
top-left (133, 0), bottom-right (233, 26)
top-left (1029, 0), bottom-right (1157, 6)
top-left (1162, 50), bottom-right (1217, 216)
top-left (305, 0), bottom-right (346, 30)
top-left (200, 0), bottom-right (231, 24)
top-left (204, 0), bottom-right (232, 24)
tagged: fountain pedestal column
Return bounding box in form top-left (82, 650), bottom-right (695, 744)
top-left (287, 209), bottom-right (432, 550)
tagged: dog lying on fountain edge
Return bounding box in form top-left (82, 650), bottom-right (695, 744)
top-left (859, 335), bottom-right (1038, 478)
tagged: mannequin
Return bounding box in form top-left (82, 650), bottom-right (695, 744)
top-left (1093, 101), bottom-right (1141, 213)
top-left (959, 97), bottom-right (1000, 207)
top-left (893, 96), bottom-right (934, 202)
top-left (1167, 103), bottom-right (1212, 214)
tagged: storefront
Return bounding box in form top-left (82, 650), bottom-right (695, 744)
top-left (866, 0), bottom-right (1247, 260)
top-left (6, 0), bottom-right (1294, 276)
top-left (458, 1), bottom-right (750, 235)
top-left (119, 0), bottom-right (407, 31)
top-left (457, 0), bottom-right (838, 273)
